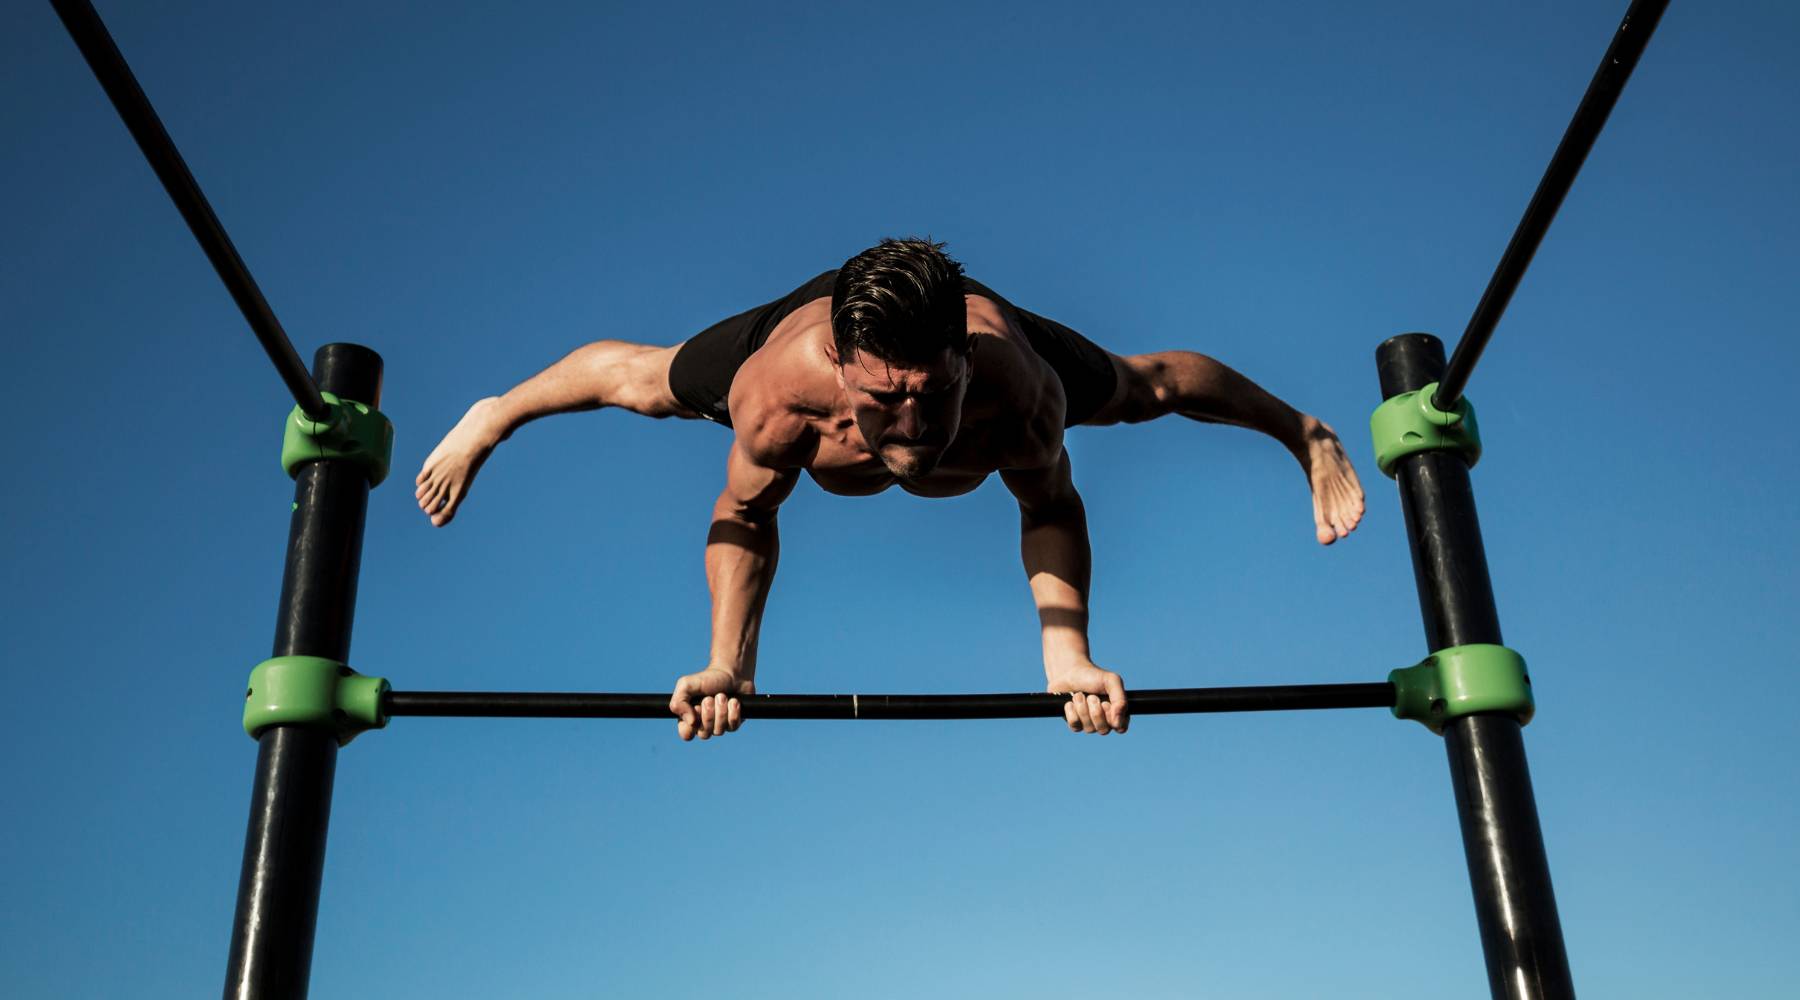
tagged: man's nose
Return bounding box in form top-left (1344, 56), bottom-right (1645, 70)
top-left (892, 399), bottom-right (925, 438)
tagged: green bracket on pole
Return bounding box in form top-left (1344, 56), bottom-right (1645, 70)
top-left (281, 390), bottom-right (395, 486)
top-left (244, 655), bottom-right (390, 745)
top-left (1368, 381), bottom-right (1481, 477)
top-left (1389, 644), bottom-right (1533, 734)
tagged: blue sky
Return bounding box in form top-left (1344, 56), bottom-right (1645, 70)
top-left (4, 1), bottom-right (1796, 997)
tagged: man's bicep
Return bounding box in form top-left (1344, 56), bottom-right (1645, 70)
top-left (718, 440), bottom-right (800, 522)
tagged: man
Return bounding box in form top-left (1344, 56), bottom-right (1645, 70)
top-left (416, 239), bottom-right (1365, 740)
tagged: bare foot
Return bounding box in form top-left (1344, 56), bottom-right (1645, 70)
top-left (1294, 415), bottom-right (1366, 545)
top-left (415, 397), bottom-right (507, 526)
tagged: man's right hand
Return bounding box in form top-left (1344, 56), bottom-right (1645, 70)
top-left (669, 667), bottom-right (755, 741)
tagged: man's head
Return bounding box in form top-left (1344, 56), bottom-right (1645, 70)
top-left (829, 239), bottom-right (973, 480)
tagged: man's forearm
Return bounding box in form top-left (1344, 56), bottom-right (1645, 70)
top-left (1019, 499), bottom-right (1094, 669)
top-left (704, 509), bottom-right (781, 679)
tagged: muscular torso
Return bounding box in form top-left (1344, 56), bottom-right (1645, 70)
top-left (725, 295), bottom-right (1069, 496)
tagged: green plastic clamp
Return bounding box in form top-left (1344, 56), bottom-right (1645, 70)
top-left (1368, 381), bottom-right (1481, 477)
top-left (1389, 644), bottom-right (1533, 734)
top-left (281, 391), bottom-right (395, 486)
top-left (244, 655), bottom-right (390, 745)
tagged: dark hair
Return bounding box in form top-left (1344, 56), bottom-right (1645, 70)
top-left (831, 238), bottom-right (970, 365)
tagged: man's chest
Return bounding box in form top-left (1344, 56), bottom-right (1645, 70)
top-left (801, 418), bottom-right (1021, 498)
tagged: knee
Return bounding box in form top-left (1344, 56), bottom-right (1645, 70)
top-left (604, 342), bottom-right (689, 418)
top-left (1115, 356), bottom-right (1172, 424)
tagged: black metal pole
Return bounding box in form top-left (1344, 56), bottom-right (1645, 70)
top-left (1434, 0), bottom-right (1669, 411)
top-left (46, 0), bottom-right (329, 420)
top-left (224, 344), bottom-right (382, 1000)
top-left (383, 682), bottom-right (1396, 721)
top-left (1377, 333), bottom-right (1572, 1000)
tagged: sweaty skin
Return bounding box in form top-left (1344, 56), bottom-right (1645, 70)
top-left (415, 292), bottom-right (1366, 740)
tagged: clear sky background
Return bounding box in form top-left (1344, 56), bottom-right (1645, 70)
top-left (4, 1), bottom-right (1796, 997)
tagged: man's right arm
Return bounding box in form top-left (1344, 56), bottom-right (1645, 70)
top-left (670, 438), bottom-right (801, 741)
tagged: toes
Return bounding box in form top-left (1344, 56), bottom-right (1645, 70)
top-left (418, 474), bottom-right (447, 507)
top-left (1318, 504), bottom-right (1350, 543)
top-left (1307, 462), bottom-right (1367, 543)
top-left (423, 481), bottom-right (456, 525)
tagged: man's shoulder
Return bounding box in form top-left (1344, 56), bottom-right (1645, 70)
top-left (963, 331), bottom-right (1066, 469)
top-left (733, 405), bottom-right (819, 470)
top-left (727, 348), bottom-right (828, 469)
top-left (964, 292), bottom-right (1012, 334)
top-left (971, 327), bottom-right (1065, 412)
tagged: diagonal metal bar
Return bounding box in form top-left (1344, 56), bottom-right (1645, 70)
top-left (1434, 0), bottom-right (1670, 410)
top-left (48, 0), bottom-right (329, 419)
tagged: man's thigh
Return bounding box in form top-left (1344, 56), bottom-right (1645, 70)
top-left (624, 340), bottom-right (705, 419)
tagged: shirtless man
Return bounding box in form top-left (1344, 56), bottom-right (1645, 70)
top-left (415, 239), bottom-right (1365, 741)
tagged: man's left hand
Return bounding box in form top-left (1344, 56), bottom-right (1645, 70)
top-left (1046, 659), bottom-right (1129, 735)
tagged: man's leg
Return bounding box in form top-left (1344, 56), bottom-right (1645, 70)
top-left (415, 340), bottom-right (701, 526)
top-left (1085, 351), bottom-right (1367, 545)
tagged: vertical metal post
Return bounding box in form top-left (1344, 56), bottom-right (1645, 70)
top-left (1376, 333), bottom-right (1574, 1000)
top-left (224, 344), bottom-right (383, 1000)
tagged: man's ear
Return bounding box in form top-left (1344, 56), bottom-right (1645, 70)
top-left (826, 342), bottom-right (848, 389)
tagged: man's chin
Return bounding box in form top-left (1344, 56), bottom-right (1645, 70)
top-left (882, 447), bottom-right (943, 480)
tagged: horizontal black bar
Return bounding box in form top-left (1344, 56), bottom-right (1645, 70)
top-left (49, 0), bottom-right (329, 419)
top-left (383, 684), bottom-right (1396, 721)
top-left (1434, 0), bottom-right (1669, 411)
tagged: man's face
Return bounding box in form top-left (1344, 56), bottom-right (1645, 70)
top-left (835, 347), bottom-right (971, 480)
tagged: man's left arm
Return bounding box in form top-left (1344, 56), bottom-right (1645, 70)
top-left (1000, 449), bottom-right (1128, 735)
